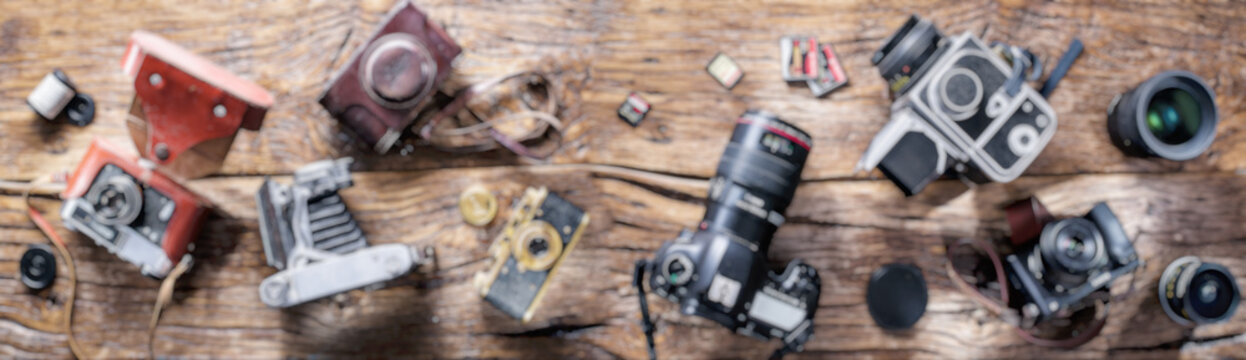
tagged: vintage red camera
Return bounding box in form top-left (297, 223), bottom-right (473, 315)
top-left (319, 0), bottom-right (461, 153)
top-left (122, 30), bottom-right (274, 179)
top-left (60, 139), bottom-right (208, 279)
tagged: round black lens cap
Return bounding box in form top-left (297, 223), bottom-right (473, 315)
top-left (867, 263), bottom-right (927, 330)
top-left (20, 244), bottom-right (57, 290)
top-left (65, 93), bottom-right (95, 127)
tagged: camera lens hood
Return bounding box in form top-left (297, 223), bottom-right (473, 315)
top-left (1107, 70), bottom-right (1218, 161)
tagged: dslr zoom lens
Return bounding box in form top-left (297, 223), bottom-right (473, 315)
top-left (1108, 70), bottom-right (1218, 161)
top-left (702, 110), bottom-right (812, 251)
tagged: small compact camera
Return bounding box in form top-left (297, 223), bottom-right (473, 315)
top-left (859, 15), bottom-right (1057, 196)
top-left (61, 139), bottom-right (208, 279)
top-left (1004, 201), bottom-right (1140, 326)
top-left (256, 158), bottom-right (433, 308)
top-left (475, 187), bottom-right (589, 322)
top-left (122, 31), bottom-right (274, 179)
top-left (638, 111), bottom-right (820, 358)
top-left (320, 0), bottom-right (462, 153)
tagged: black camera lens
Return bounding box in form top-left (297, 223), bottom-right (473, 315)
top-left (1108, 71), bottom-right (1218, 161)
top-left (1038, 218), bottom-right (1107, 288)
top-left (873, 15), bottom-right (944, 95)
top-left (702, 110), bottom-right (811, 251)
top-left (1160, 256), bottom-right (1240, 326)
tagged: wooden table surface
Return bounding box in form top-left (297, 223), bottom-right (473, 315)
top-left (2, 0), bottom-right (1244, 358)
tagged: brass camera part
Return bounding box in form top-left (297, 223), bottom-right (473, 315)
top-left (474, 187), bottom-right (590, 322)
top-left (459, 185), bottom-right (499, 227)
top-left (513, 220), bottom-right (563, 272)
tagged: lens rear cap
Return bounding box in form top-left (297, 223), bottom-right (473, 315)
top-left (20, 244), bottom-right (57, 290)
top-left (867, 263), bottom-right (927, 330)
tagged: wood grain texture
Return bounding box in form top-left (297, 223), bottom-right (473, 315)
top-left (1, 0), bottom-right (1244, 359)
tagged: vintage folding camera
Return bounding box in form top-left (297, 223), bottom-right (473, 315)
top-left (122, 31), bottom-right (274, 179)
top-left (1004, 199), bottom-right (1140, 327)
top-left (319, 0), bottom-right (462, 153)
top-left (637, 110), bottom-right (820, 358)
top-left (61, 139), bottom-right (208, 279)
top-left (858, 15), bottom-right (1057, 196)
top-left (256, 158), bottom-right (434, 308)
top-left (474, 187), bottom-right (589, 322)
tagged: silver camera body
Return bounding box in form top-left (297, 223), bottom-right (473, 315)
top-left (860, 17), bottom-right (1057, 196)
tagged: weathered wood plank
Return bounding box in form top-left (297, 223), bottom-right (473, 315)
top-left (1, 166), bottom-right (1243, 358)
top-left (0, 0), bottom-right (1243, 181)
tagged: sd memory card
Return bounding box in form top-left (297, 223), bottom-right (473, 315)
top-left (617, 92), bottom-right (651, 127)
top-left (706, 53), bottom-right (744, 90)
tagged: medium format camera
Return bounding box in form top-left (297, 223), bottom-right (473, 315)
top-left (61, 139), bottom-right (209, 279)
top-left (256, 158), bottom-right (433, 308)
top-left (638, 110), bottom-right (820, 357)
top-left (475, 187), bottom-right (590, 322)
top-left (1159, 256), bottom-right (1239, 326)
top-left (1005, 202), bottom-right (1139, 326)
top-left (320, 0), bottom-right (462, 153)
top-left (1107, 71), bottom-right (1219, 161)
top-left (859, 15), bottom-right (1057, 196)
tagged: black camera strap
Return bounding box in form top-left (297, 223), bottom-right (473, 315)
top-left (633, 260), bottom-right (658, 360)
top-left (1040, 38), bottom-right (1084, 98)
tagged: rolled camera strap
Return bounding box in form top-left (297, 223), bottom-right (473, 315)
top-left (416, 70), bottom-right (564, 159)
top-left (632, 260), bottom-right (658, 360)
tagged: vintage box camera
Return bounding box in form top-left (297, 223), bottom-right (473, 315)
top-left (319, 0), bottom-right (462, 153)
top-left (858, 15), bottom-right (1057, 196)
top-left (256, 158), bottom-right (433, 308)
top-left (61, 139), bottom-right (208, 279)
top-left (638, 111), bottom-right (820, 358)
top-left (122, 31), bottom-right (274, 179)
top-left (1005, 201), bottom-right (1140, 326)
top-left (474, 187), bottom-right (589, 322)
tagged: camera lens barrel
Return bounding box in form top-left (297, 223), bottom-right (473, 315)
top-left (1160, 256), bottom-right (1240, 326)
top-left (702, 110), bottom-right (811, 251)
top-left (1107, 70), bottom-right (1218, 161)
top-left (1037, 217), bottom-right (1107, 289)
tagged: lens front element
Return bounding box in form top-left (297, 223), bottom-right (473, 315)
top-left (1146, 88), bottom-right (1202, 145)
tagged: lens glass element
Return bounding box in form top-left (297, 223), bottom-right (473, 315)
top-left (1146, 88), bottom-right (1202, 145)
top-left (1190, 270), bottom-right (1235, 319)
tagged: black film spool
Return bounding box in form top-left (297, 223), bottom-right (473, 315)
top-left (867, 263), bottom-right (927, 330)
top-left (20, 244), bottom-right (57, 290)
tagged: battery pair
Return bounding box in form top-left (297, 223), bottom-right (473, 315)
top-left (781, 36), bottom-right (848, 97)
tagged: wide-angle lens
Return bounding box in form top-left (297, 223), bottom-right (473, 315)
top-left (1159, 256), bottom-right (1240, 326)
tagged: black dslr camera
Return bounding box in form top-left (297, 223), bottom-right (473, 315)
top-left (1006, 202), bottom-right (1140, 326)
top-left (635, 110), bottom-right (820, 359)
top-left (858, 15), bottom-right (1058, 196)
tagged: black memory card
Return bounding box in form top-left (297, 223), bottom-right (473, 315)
top-left (617, 92), bottom-right (651, 127)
